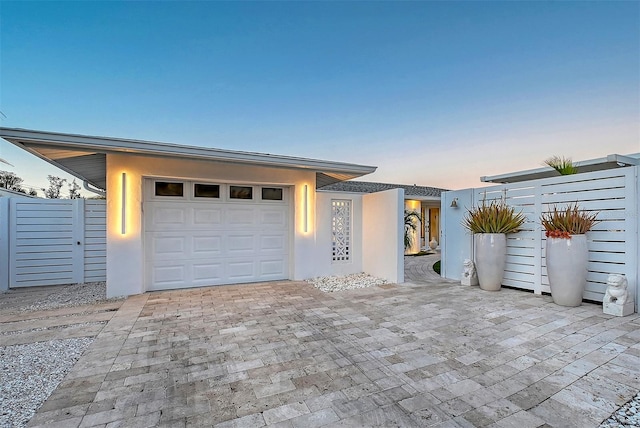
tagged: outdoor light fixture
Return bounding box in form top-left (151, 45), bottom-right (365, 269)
top-left (121, 172), bottom-right (127, 235)
top-left (303, 184), bottom-right (308, 232)
top-left (450, 198), bottom-right (458, 208)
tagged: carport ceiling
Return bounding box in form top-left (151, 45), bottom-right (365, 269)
top-left (0, 128), bottom-right (376, 192)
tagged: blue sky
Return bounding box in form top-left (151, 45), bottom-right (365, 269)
top-left (0, 1), bottom-right (638, 194)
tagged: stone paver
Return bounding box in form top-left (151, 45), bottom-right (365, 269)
top-left (8, 256), bottom-right (640, 427)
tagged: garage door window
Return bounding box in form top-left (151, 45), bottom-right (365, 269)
top-left (155, 182), bottom-right (184, 197)
top-left (230, 186), bottom-right (253, 200)
top-left (194, 183), bottom-right (220, 198)
top-left (261, 187), bottom-right (283, 201)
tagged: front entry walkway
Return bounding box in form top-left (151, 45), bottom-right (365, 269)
top-left (26, 280), bottom-right (640, 427)
top-left (404, 253), bottom-right (443, 283)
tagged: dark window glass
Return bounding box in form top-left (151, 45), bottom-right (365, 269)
top-left (155, 182), bottom-right (183, 197)
top-left (230, 186), bottom-right (253, 200)
top-left (194, 184), bottom-right (220, 198)
top-left (262, 187), bottom-right (283, 201)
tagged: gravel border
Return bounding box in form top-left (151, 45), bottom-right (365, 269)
top-left (599, 392), bottom-right (640, 427)
top-left (14, 282), bottom-right (123, 313)
top-left (0, 337), bottom-right (95, 428)
top-left (306, 272), bottom-right (389, 292)
top-left (0, 282), bottom-right (122, 428)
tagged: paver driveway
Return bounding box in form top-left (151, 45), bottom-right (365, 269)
top-left (26, 277), bottom-right (640, 427)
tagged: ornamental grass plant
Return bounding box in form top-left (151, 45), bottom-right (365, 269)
top-left (463, 200), bottom-right (526, 234)
top-left (544, 156), bottom-right (578, 175)
top-left (540, 203), bottom-right (599, 239)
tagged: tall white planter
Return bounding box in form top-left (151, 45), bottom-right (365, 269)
top-left (475, 233), bottom-right (507, 291)
top-left (546, 235), bottom-right (588, 307)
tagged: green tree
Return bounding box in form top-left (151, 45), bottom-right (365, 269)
top-left (42, 175), bottom-right (66, 199)
top-left (68, 179), bottom-right (82, 199)
top-left (0, 170), bottom-right (27, 193)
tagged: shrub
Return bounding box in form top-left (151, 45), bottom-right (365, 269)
top-left (463, 200), bottom-right (526, 234)
top-left (540, 203), bottom-right (598, 238)
top-left (544, 156), bottom-right (577, 175)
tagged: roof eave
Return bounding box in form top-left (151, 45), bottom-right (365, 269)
top-left (0, 128), bottom-right (376, 188)
top-left (480, 154), bottom-right (639, 184)
top-left (0, 127), bottom-right (376, 175)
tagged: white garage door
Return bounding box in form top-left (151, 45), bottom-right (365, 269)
top-left (144, 180), bottom-right (290, 291)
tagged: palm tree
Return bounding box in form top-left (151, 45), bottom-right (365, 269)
top-left (404, 210), bottom-right (421, 251)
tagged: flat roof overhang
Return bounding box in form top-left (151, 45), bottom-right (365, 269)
top-left (481, 154), bottom-right (640, 184)
top-left (0, 127), bottom-right (377, 191)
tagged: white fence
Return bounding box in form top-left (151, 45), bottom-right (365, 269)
top-left (441, 166), bottom-right (639, 309)
top-left (0, 198), bottom-right (106, 290)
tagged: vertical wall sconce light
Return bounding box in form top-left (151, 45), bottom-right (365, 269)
top-left (121, 172), bottom-right (127, 235)
top-left (303, 184), bottom-right (308, 233)
top-left (450, 198), bottom-right (459, 208)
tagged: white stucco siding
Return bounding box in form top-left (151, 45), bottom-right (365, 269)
top-left (106, 153), bottom-right (316, 298)
top-left (314, 191), bottom-right (364, 277)
top-left (362, 189), bottom-right (404, 284)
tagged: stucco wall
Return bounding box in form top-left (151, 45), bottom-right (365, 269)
top-left (315, 191), bottom-right (364, 277)
top-left (362, 188), bottom-right (404, 284)
top-left (106, 153), bottom-right (316, 297)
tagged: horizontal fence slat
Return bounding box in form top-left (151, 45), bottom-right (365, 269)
top-left (16, 218), bottom-right (74, 226)
top-left (15, 258), bottom-right (74, 268)
top-left (11, 279), bottom-right (76, 288)
top-left (14, 271), bottom-right (74, 282)
top-left (506, 247), bottom-right (536, 257)
top-left (14, 231), bottom-right (74, 239)
top-left (14, 238), bottom-right (75, 246)
top-left (15, 265), bottom-right (74, 275)
top-left (540, 199), bottom-right (626, 212)
top-left (14, 245), bottom-right (75, 254)
top-left (14, 211), bottom-right (74, 218)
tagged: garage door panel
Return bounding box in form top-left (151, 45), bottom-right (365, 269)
top-left (227, 261), bottom-right (255, 280)
top-left (261, 210), bottom-right (287, 226)
top-left (194, 208), bottom-right (223, 226)
top-left (227, 208), bottom-right (255, 225)
top-left (193, 235), bottom-right (223, 256)
top-left (260, 235), bottom-right (286, 251)
top-left (193, 262), bottom-right (223, 282)
top-left (259, 259), bottom-right (287, 276)
top-left (148, 234), bottom-right (186, 259)
top-left (227, 234), bottom-right (256, 254)
top-left (152, 264), bottom-right (186, 286)
top-left (151, 207), bottom-right (187, 227)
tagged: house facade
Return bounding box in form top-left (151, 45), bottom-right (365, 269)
top-left (320, 181), bottom-right (446, 254)
top-left (0, 128), bottom-right (405, 297)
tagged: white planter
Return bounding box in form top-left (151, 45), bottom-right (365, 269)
top-left (474, 233), bottom-right (507, 291)
top-left (429, 238), bottom-right (438, 250)
top-left (546, 235), bottom-right (588, 307)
